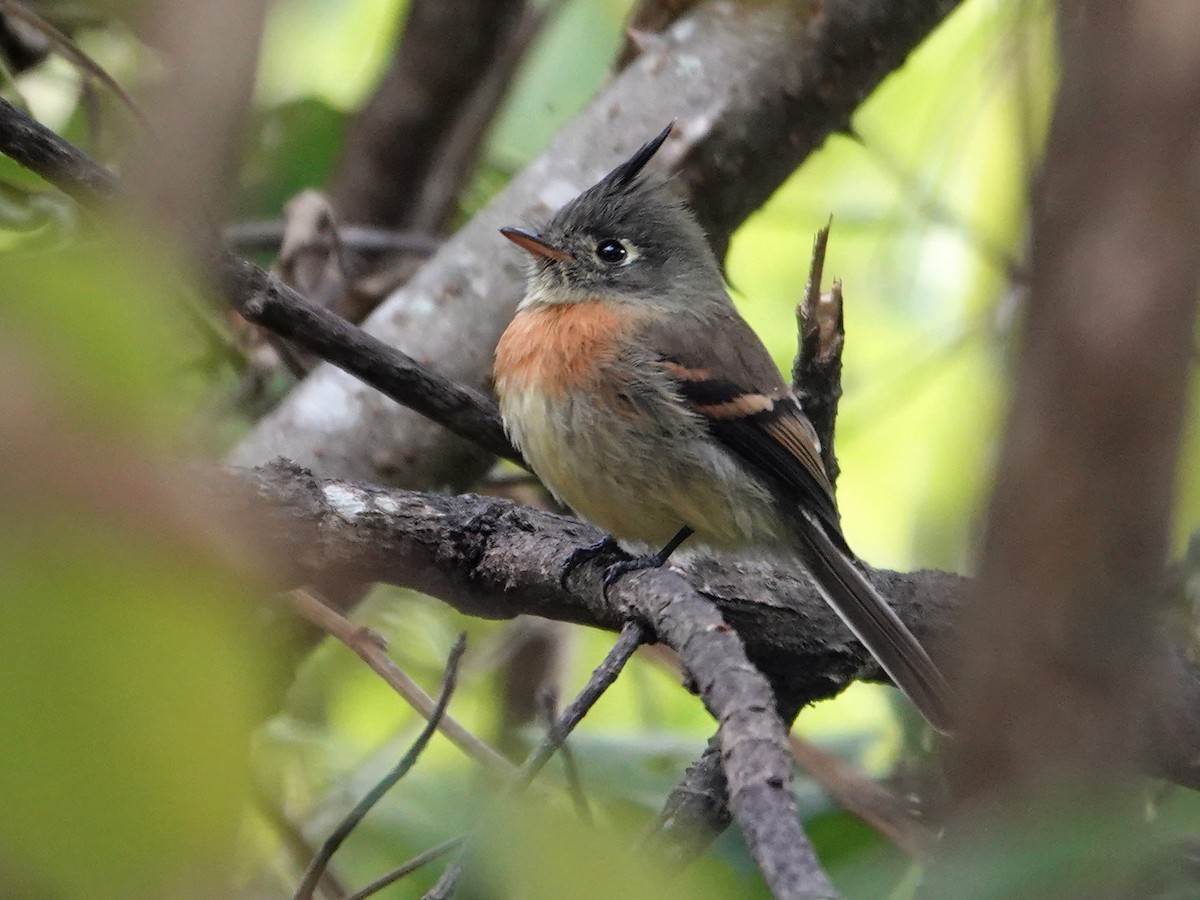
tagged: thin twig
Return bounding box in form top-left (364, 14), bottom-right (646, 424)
top-left (251, 784), bottom-right (348, 900)
top-left (788, 735), bottom-right (937, 860)
top-left (793, 220), bottom-right (845, 486)
top-left (422, 855), bottom-right (463, 900)
top-left (294, 636), bottom-right (467, 900)
top-left (800, 217), bottom-right (830, 328)
top-left (514, 621), bottom-right (646, 788)
top-left (424, 621), bottom-right (647, 900)
top-left (539, 687), bottom-right (592, 823)
top-left (285, 589), bottom-right (514, 776)
top-left (0, 0), bottom-right (145, 123)
top-left (342, 835), bottom-right (466, 900)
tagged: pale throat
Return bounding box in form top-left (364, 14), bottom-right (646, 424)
top-left (517, 274), bottom-right (600, 311)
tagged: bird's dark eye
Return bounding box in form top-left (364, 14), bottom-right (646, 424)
top-left (595, 239), bottom-right (628, 265)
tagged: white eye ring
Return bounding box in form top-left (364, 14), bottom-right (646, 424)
top-left (593, 238), bottom-right (638, 266)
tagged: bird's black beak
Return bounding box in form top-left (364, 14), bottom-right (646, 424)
top-left (500, 226), bottom-right (574, 263)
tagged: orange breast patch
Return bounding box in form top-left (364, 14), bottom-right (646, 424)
top-left (494, 301), bottom-right (630, 396)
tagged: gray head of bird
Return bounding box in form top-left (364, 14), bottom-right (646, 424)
top-left (501, 123), bottom-right (725, 311)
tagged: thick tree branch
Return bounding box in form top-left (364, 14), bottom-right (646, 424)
top-left (629, 568), bottom-right (838, 899)
top-left (236, 463), bottom-right (844, 895)
top-left (0, 94), bottom-right (117, 202)
top-left (642, 643), bottom-right (937, 859)
top-left (229, 462), bottom-right (1200, 797)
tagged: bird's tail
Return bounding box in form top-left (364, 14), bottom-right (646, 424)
top-left (790, 510), bottom-right (954, 734)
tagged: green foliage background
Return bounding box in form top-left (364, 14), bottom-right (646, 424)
top-left (2, 0), bottom-right (1198, 898)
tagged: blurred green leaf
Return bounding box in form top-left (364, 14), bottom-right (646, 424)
top-left (237, 97), bottom-right (347, 219)
top-left (810, 809), bottom-right (911, 899)
top-left (0, 224), bottom-right (278, 897)
top-left (472, 795), bottom-right (737, 900)
top-left (0, 225), bottom-right (209, 436)
top-left (0, 518), bottom-right (270, 898)
top-left (258, 0), bottom-right (408, 110)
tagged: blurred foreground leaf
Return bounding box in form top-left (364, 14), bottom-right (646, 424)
top-left (0, 225), bottom-right (279, 898)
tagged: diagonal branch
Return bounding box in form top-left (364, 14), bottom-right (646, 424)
top-left (0, 96), bottom-right (522, 466)
top-left (284, 588), bottom-right (512, 775)
top-left (618, 568), bottom-right (838, 898)
top-left (329, 0), bottom-right (533, 234)
top-left (0, 94), bottom-right (117, 201)
top-left (216, 252), bottom-right (522, 465)
top-left (343, 836), bottom-right (465, 900)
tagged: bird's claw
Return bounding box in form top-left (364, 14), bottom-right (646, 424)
top-left (560, 535), bottom-right (624, 589)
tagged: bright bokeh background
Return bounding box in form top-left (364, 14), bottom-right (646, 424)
top-left (4, 0), bottom-right (1200, 898)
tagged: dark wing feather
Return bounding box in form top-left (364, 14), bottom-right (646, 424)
top-left (645, 311), bottom-right (846, 548)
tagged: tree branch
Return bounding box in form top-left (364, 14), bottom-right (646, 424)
top-left (0, 95), bottom-right (525, 470)
top-left (216, 252), bottom-right (522, 466)
top-left (425, 622), bottom-right (648, 900)
top-left (794, 223), bottom-right (845, 486)
top-left (343, 836), bottom-right (465, 900)
top-left (229, 462), bottom-right (1200, 797)
top-left (0, 94), bottom-right (117, 202)
top-left (624, 568), bottom-right (837, 898)
top-left (232, 463), bottom-right (842, 895)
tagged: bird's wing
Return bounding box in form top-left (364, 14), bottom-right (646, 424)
top-left (638, 309), bottom-right (845, 545)
top-left (639, 309), bottom-right (955, 732)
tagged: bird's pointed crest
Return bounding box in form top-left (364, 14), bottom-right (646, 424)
top-left (603, 122), bottom-right (674, 190)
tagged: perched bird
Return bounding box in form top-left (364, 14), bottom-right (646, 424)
top-left (494, 124), bottom-right (952, 732)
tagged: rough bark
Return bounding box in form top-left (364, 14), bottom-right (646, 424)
top-left (228, 462), bottom-right (1200, 796)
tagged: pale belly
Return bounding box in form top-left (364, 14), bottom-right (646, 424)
top-left (499, 386), bottom-right (782, 551)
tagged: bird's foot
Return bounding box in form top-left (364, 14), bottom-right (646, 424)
top-left (560, 535), bottom-right (624, 589)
